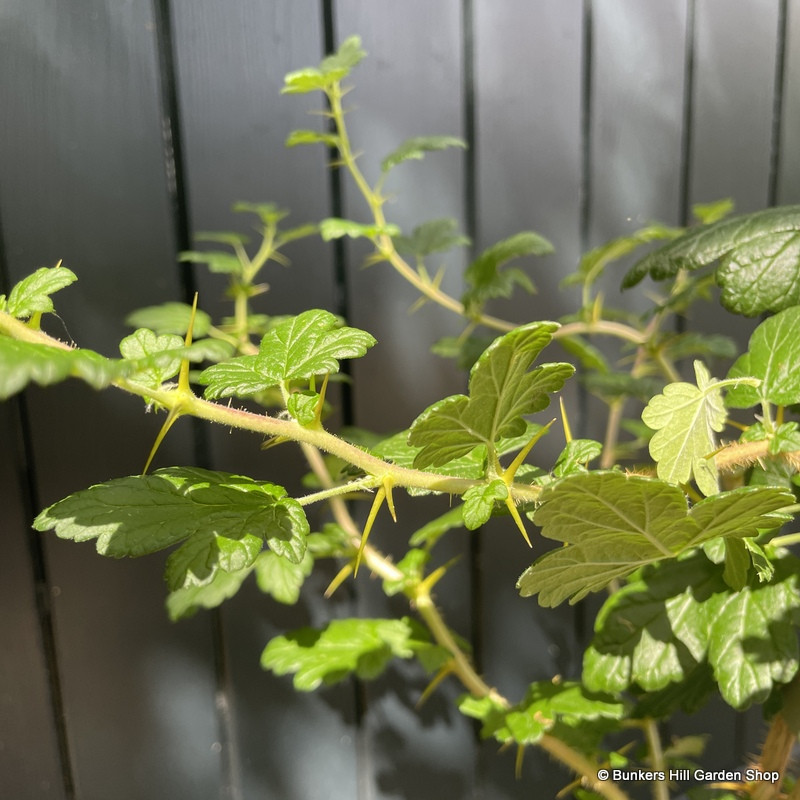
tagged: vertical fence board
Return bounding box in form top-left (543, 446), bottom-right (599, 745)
top-left (472, 3), bottom-right (587, 797)
top-left (169, 3), bottom-right (361, 798)
top-left (331, 4), bottom-right (477, 798)
top-left (681, 0), bottom-right (781, 765)
top-left (777, 0), bottom-right (800, 204)
top-left (0, 1), bottom-right (221, 797)
top-left (0, 404), bottom-right (66, 799)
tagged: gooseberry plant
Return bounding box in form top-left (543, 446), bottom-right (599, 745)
top-left (4, 37), bottom-right (800, 800)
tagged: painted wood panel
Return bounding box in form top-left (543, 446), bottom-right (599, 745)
top-left (0, 402), bottom-right (66, 799)
top-left (169, 3), bottom-right (361, 798)
top-left (0, 0), bottom-right (222, 796)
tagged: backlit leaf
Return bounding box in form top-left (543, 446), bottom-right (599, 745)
top-left (517, 472), bottom-right (791, 606)
top-left (381, 136), bottom-right (466, 172)
top-left (282, 36), bottom-right (366, 95)
top-left (623, 205), bottom-right (800, 315)
top-left (642, 361), bottom-right (726, 496)
top-left (463, 232), bottom-right (553, 311)
top-left (261, 616), bottom-right (433, 690)
top-left (255, 550), bottom-right (314, 605)
top-left (125, 302), bottom-right (212, 337)
top-left (33, 467), bottom-right (309, 571)
top-left (462, 480), bottom-right (508, 530)
top-left (726, 306), bottom-right (800, 408)
top-left (6, 265), bottom-right (77, 318)
top-left (408, 322), bottom-right (572, 468)
top-left (394, 218), bottom-right (470, 259)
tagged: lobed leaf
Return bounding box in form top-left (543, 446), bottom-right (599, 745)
top-left (642, 361), bottom-right (725, 496)
top-left (179, 249), bottom-right (243, 275)
top-left (199, 309), bottom-right (375, 399)
top-left (34, 468), bottom-right (310, 586)
top-left (623, 205), bottom-right (800, 315)
top-left (585, 552), bottom-right (800, 709)
top-left (408, 322), bottom-right (572, 469)
top-left (462, 480), bottom-right (508, 530)
top-left (459, 682), bottom-right (625, 746)
top-left (517, 472), bottom-right (791, 606)
top-left (125, 302), bottom-right (212, 337)
top-left (261, 616), bottom-right (432, 690)
top-left (119, 329), bottom-right (184, 389)
top-left (255, 550), bottom-right (314, 605)
top-left (167, 567), bottom-right (253, 621)
top-left (0, 338), bottom-right (124, 399)
top-left (726, 306), bottom-right (800, 408)
top-left (381, 136), bottom-right (466, 173)
top-left (5, 265), bottom-right (78, 318)
top-left (282, 36), bottom-right (366, 94)
top-left (319, 218), bottom-right (401, 241)
top-left (394, 218), bottom-right (470, 259)
top-left (463, 232), bottom-right (553, 311)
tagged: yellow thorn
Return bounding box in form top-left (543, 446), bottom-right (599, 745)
top-left (416, 663), bottom-right (454, 708)
top-left (142, 405), bottom-right (182, 475)
top-left (505, 494), bottom-right (532, 548)
top-left (515, 744), bottom-right (525, 779)
top-left (559, 397), bottom-right (573, 443)
top-left (314, 373), bottom-right (330, 427)
top-left (418, 565), bottom-right (449, 595)
top-left (324, 563), bottom-right (353, 598)
top-left (504, 419), bottom-right (555, 485)
top-left (383, 476), bottom-right (397, 522)
top-left (355, 486), bottom-right (386, 576)
top-left (178, 292), bottom-right (199, 394)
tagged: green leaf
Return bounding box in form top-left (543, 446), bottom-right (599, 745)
top-left (254, 550), bottom-right (314, 604)
top-left (584, 555), bottom-right (720, 695)
top-left (256, 309), bottom-right (375, 383)
top-left (306, 523), bottom-right (353, 559)
top-left (33, 467), bottom-right (309, 572)
top-left (381, 136), bottom-right (466, 173)
top-left (462, 480), bottom-right (508, 530)
top-left (319, 218), bottom-right (401, 241)
top-left (282, 36), bottom-right (366, 94)
top-left (705, 557), bottom-right (800, 708)
top-left (179, 249), bottom-right (243, 275)
top-left (194, 231), bottom-right (251, 247)
top-left (261, 616), bottom-right (431, 690)
top-left (381, 549), bottom-right (429, 596)
top-left (642, 361), bottom-right (726, 496)
top-left (165, 529), bottom-right (262, 590)
top-left (553, 439), bottom-right (603, 478)
top-left (0, 338), bottom-right (124, 399)
top-left (6, 265), bottom-right (77, 318)
top-left (285, 129), bottom-right (340, 148)
top-left (199, 310), bottom-right (375, 399)
top-left (408, 506), bottom-right (466, 548)
top-left (408, 322), bottom-right (572, 469)
top-left (463, 232), bottom-right (553, 311)
top-left (584, 552), bottom-right (800, 709)
top-left (561, 223), bottom-right (681, 289)
top-left (458, 683), bottom-right (625, 746)
top-left (125, 302), bottom-right (212, 337)
top-left (721, 537), bottom-right (750, 591)
top-left (718, 231), bottom-right (800, 315)
top-left (583, 371), bottom-right (662, 402)
top-left (232, 202), bottom-right (290, 227)
top-left (659, 332), bottom-right (737, 362)
top-left (394, 218), bottom-right (470, 259)
top-left (287, 390), bottom-right (320, 426)
top-left (119, 329), bottom-right (184, 389)
top-left (692, 198), bottom-right (735, 225)
top-left (726, 307), bottom-right (800, 408)
top-left (517, 472), bottom-right (791, 606)
top-left (166, 567), bottom-right (253, 621)
top-left (198, 355), bottom-right (264, 400)
top-left (623, 205), bottom-right (800, 314)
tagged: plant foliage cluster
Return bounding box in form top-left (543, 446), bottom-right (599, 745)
top-left (3, 37), bottom-right (800, 800)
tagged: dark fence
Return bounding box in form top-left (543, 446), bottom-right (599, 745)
top-left (1, 1), bottom-right (797, 798)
